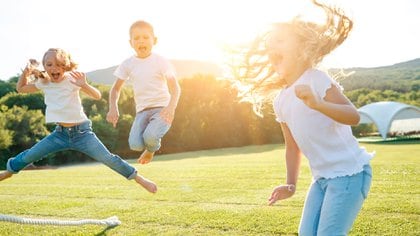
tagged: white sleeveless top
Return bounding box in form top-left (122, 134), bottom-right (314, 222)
top-left (35, 75), bottom-right (88, 123)
top-left (273, 69), bottom-right (373, 180)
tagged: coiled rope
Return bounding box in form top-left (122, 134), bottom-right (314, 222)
top-left (0, 214), bottom-right (120, 227)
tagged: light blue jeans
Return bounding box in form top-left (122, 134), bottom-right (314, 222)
top-left (128, 107), bottom-right (171, 153)
top-left (7, 120), bottom-right (137, 179)
top-left (299, 164), bottom-right (372, 236)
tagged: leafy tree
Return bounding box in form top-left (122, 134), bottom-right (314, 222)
top-left (90, 114), bottom-right (118, 151)
top-left (161, 75), bottom-right (283, 154)
top-left (0, 80), bottom-right (16, 98)
top-left (0, 106), bottom-right (49, 169)
top-left (3, 106), bottom-right (49, 150)
top-left (82, 97), bottom-right (108, 117)
top-left (0, 106), bottom-right (13, 149)
top-left (0, 92), bottom-right (45, 111)
top-left (113, 114), bottom-right (135, 157)
top-left (7, 75), bottom-right (19, 84)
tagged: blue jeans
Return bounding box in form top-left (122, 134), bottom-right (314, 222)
top-left (299, 165), bottom-right (372, 236)
top-left (7, 120), bottom-right (137, 180)
top-left (128, 107), bottom-right (171, 153)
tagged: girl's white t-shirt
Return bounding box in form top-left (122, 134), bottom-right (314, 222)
top-left (273, 69), bottom-right (373, 180)
top-left (114, 53), bottom-right (176, 113)
top-left (35, 76), bottom-right (88, 123)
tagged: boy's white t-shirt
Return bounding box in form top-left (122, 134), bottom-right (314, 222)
top-left (35, 75), bottom-right (88, 123)
top-left (273, 69), bottom-right (373, 180)
top-left (114, 53), bottom-right (176, 113)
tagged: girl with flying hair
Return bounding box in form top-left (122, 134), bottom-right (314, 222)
top-left (233, 0), bottom-right (373, 234)
top-left (0, 48), bottom-right (157, 194)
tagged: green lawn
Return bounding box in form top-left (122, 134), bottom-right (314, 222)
top-left (0, 142), bottom-right (419, 235)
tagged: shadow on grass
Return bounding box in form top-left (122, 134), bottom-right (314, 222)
top-left (358, 136), bottom-right (420, 145)
top-left (14, 144), bottom-right (283, 170)
top-left (153, 143), bottom-right (283, 162)
top-left (94, 225), bottom-right (118, 236)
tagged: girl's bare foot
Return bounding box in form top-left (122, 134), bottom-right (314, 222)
top-left (137, 150), bottom-right (155, 164)
top-left (0, 171), bottom-right (13, 181)
top-left (135, 175), bottom-right (157, 193)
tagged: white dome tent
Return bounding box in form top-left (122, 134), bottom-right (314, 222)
top-left (358, 101), bottom-right (420, 140)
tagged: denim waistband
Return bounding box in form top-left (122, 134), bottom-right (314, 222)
top-left (140, 106), bottom-right (164, 112)
top-left (55, 120), bottom-right (91, 132)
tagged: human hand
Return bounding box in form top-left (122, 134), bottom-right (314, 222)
top-left (106, 109), bottom-right (119, 128)
top-left (160, 106), bottom-right (175, 124)
top-left (69, 71), bottom-right (87, 87)
top-left (23, 59), bottom-right (39, 75)
top-left (268, 184), bottom-right (295, 206)
top-left (295, 84), bottom-right (322, 110)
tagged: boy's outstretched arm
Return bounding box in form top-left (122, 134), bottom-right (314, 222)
top-left (106, 78), bottom-right (125, 127)
top-left (160, 75), bottom-right (181, 124)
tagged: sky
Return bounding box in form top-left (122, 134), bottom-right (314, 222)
top-left (0, 0), bottom-right (419, 80)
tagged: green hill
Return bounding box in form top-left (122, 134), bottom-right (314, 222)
top-left (86, 58), bottom-right (420, 92)
top-left (338, 58), bottom-right (420, 92)
top-left (86, 59), bottom-right (223, 85)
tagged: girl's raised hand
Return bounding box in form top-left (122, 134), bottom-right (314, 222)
top-left (22, 59), bottom-right (39, 76)
top-left (69, 71), bottom-right (87, 87)
top-left (295, 84), bottom-right (321, 110)
top-left (268, 184), bottom-right (295, 206)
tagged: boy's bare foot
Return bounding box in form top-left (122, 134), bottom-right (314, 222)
top-left (135, 175), bottom-right (157, 193)
top-left (0, 171), bottom-right (13, 181)
top-left (137, 150), bottom-right (155, 165)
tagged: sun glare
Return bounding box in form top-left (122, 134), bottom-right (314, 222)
top-left (199, 0), bottom-right (315, 79)
top-left (74, 0), bottom-right (331, 73)
top-left (154, 0), bottom-right (326, 65)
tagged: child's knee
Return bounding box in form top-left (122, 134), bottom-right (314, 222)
top-left (143, 134), bottom-right (160, 152)
top-left (128, 137), bottom-right (144, 151)
top-left (129, 143), bottom-right (144, 151)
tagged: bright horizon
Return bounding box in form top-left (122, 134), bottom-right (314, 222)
top-left (0, 0), bottom-right (419, 80)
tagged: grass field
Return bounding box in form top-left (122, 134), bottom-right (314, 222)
top-left (0, 142), bottom-right (419, 235)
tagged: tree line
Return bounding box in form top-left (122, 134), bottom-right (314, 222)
top-left (0, 74), bottom-right (284, 169)
top-left (0, 72), bottom-right (418, 169)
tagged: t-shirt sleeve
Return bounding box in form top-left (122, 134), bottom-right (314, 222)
top-left (275, 113), bottom-right (284, 123)
top-left (34, 79), bottom-right (46, 90)
top-left (113, 59), bottom-right (130, 81)
top-left (311, 70), bottom-right (343, 99)
top-left (273, 94), bottom-right (284, 123)
top-left (160, 57), bottom-right (177, 79)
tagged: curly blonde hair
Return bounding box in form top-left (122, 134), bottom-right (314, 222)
top-left (42, 48), bottom-right (78, 71)
top-left (231, 0), bottom-right (353, 116)
top-left (30, 48), bottom-right (78, 81)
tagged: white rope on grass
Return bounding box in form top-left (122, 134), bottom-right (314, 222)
top-left (0, 214), bottom-right (121, 227)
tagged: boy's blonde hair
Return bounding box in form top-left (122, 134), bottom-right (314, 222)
top-left (129, 20), bottom-right (155, 38)
top-left (232, 0), bottom-right (353, 115)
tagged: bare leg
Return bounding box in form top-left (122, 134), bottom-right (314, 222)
top-left (0, 171), bottom-right (13, 181)
top-left (134, 175), bottom-right (157, 193)
top-left (137, 150), bottom-right (155, 165)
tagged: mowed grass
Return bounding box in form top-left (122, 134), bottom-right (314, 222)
top-left (0, 142), bottom-right (419, 235)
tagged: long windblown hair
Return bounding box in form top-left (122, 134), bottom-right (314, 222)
top-left (231, 0), bottom-right (353, 116)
